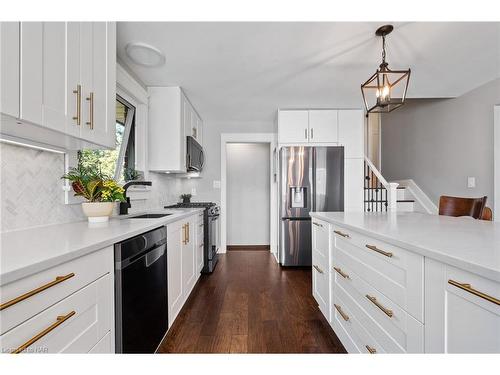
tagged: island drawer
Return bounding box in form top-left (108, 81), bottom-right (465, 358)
top-left (331, 287), bottom-right (385, 354)
top-left (334, 261), bottom-right (424, 353)
top-left (0, 246), bottom-right (113, 335)
top-left (332, 227), bottom-right (424, 322)
top-left (0, 274), bottom-right (112, 353)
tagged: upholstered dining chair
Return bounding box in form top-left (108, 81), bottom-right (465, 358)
top-left (438, 195), bottom-right (487, 220)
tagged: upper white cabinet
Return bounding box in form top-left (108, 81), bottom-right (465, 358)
top-left (309, 110), bottom-right (338, 143)
top-left (0, 22), bottom-right (116, 150)
top-left (149, 87), bottom-right (203, 173)
top-left (0, 22), bottom-right (20, 118)
top-left (278, 110), bottom-right (309, 143)
top-left (338, 110), bottom-right (364, 158)
top-left (278, 109), bottom-right (364, 157)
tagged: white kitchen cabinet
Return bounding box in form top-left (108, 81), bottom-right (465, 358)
top-left (338, 110), bottom-right (364, 158)
top-left (182, 217), bottom-right (196, 296)
top-left (312, 219), bottom-right (330, 319)
top-left (0, 246), bottom-right (113, 353)
top-left (278, 110), bottom-right (309, 144)
top-left (309, 110), bottom-right (338, 143)
top-left (344, 158), bottom-right (364, 212)
top-left (167, 219), bottom-right (184, 327)
top-left (0, 21), bottom-right (116, 150)
top-left (425, 259), bottom-right (500, 353)
top-left (0, 22), bottom-right (20, 118)
top-left (79, 22), bottom-right (116, 148)
top-left (166, 212), bottom-right (202, 328)
top-left (149, 87), bottom-right (203, 173)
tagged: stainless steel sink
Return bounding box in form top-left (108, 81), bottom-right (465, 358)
top-left (129, 213), bottom-right (173, 219)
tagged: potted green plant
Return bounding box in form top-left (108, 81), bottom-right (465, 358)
top-left (62, 165), bottom-right (125, 223)
top-left (180, 193), bottom-right (192, 204)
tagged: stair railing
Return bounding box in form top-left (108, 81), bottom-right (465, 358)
top-left (363, 156), bottom-right (399, 212)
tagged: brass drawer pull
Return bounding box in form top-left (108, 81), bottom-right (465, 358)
top-left (182, 224), bottom-right (186, 244)
top-left (333, 266), bottom-right (350, 279)
top-left (200, 243), bottom-right (204, 248)
top-left (12, 311), bottom-right (76, 354)
top-left (199, 224), bottom-right (204, 228)
top-left (85, 92), bottom-right (94, 129)
top-left (366, 294), bottom-right (393, 317)
top-left (334, 304), bottom-right (349, 321)
top-left (313, 265), bottom-right (324, 274)
top-left (365, 244), bottom-right (393, 258)
top-left (187, 223), bottom-right (190, 243)
top-left (366, 345), bottom-right (377, 354)
top-left (0, 273), bottom-right (75, 311)
top-left (448, 279), bottom-right (500, 306)
top-left (334, 230), bottom-right (350, 238)
top-left (313, 222), bottom-right (323, 228)
top-left (72, 84), bottom-right (81, 125)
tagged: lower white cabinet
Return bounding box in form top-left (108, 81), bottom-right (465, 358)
top-left (312, 219), bottom-right (330, 319)
top-left (167, 212), bottom-right (202, 328)
top-left (312, 218), bottom-right (500, 353)
top-left (195, 213), bottom-right (204, 274)
top-left (0, 247), bottom-right (114, 354)
top-left (425, 259), bottom-right (500, 353)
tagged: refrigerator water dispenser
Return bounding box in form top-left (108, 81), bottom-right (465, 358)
top-left (290, 186), bottom-right (307, 208)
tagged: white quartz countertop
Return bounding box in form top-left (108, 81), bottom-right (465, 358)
top-left (310, 211), bottom-right (500, 282)
top-left (0, 208), bottom-right (204, 286)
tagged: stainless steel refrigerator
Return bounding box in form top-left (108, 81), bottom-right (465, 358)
top-left (279, 146), bottom-right (344, 266)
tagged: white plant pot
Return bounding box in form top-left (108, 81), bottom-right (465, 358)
top-left (81, 202), bottom-right (114, 223)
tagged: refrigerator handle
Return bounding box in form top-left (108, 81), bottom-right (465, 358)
top-left (311, 147), bottom-right (316, 212)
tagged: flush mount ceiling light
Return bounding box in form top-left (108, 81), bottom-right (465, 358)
top-left (125, 42), bottom-right (166, 67)
top-left (361, 25), bottom-right (411, 115)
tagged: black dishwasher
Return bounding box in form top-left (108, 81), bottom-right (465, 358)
top-left (115, 226), bottom-right (168, 353)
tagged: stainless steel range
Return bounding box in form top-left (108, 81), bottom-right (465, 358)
top-left (165, 202), bottom-right (220, 273)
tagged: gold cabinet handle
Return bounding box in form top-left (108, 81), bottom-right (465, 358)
top-left (86, 92), bottom-right (94, 129)
top-left (313, 222), bottom-right (323, 228)
top-left (187, 223), bottom-right (190, 243)
top-left (333, 266), bottom-right (350, 279)
top-left (334, 304), bottom-right (349, 322)
top-left (334, 230), bottom-right (350, 238)
top-left (0, 273), bottom-right (75, 311)
top-left (366, 345), bottom-right (377, 354)
top-left (365, 244), bottom-right (393, 258)
top-left (313, 265), bottom-right (324, 274)
top-left (72, 84), bottom-right (81, 125)
top-left (199, 224), bottom-right (204, 228)
top-left (448, 279), bottom-right (500, 306)
top-left (199, 243), bottom-right (204, 248)
top-left (182, 224), bottom-right (187, 245)
top-left (12, 311), bottom-right (76, 354)
top-left (366, 294), bottom-right (393, 317)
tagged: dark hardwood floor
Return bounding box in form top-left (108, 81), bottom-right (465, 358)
top-left (157, 250), bottom-right (346, 353)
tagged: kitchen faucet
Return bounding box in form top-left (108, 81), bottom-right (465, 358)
top-left (119, 180), bottom-right (152, 215)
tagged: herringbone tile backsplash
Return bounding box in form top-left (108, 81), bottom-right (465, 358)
top-left (0, 143), bottom-right (183, 232)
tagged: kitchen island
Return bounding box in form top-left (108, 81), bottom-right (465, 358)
top-left (309, 211), bottom-right (500, 353)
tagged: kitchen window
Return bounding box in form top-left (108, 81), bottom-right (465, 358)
top-left (77, 96), bottom-right (137, 182)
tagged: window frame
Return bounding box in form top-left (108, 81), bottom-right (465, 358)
top-left (114, 95), bottom-right (136, 182)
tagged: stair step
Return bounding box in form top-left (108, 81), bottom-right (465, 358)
top-left (397, 199), bottom-right (415, 202)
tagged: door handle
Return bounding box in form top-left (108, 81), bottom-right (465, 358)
top-left (305, 128), bottom-right (308, 139)
top-left (310, 128), bottom-right (314, 139)
top-left (86, 92), bottom-right (94, 129)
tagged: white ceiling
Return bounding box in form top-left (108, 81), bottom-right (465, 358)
top-left (117, 22), bottom-right (500, 121)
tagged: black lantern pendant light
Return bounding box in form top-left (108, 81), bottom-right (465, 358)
top-left (361, 25), bottom-right (411, 114)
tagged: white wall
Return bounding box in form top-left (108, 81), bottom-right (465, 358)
top-left (226, 143), bottom-right (270, 245)
top-left (181, 120), bottom-right (275, 203)
top-left (381, 78), bottom-right (500, 208)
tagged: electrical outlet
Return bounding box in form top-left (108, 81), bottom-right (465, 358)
top-left (213, 180), bottom-right (221, 189)
top-left (467, 176), bottom-right (476, 188)
top-left (191, 188), bottom-right (197, 196)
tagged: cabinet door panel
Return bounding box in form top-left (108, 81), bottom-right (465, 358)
top-left (309, 110), bottom-right (338, 143)
top-left (167, 222), bottom-right (183, 327)
top-left (312, 220), bottom-right (330, 319)
top-left (182, 219), bottom-right (196, 297)
top-left (1, 22), bottom-right (20, 117)
top-left (425, 259), bottom-right (500, 353)
top-left (278, 110), bottom-right (309, 144)
top-left (65, 22), bottom-right (81, 137)
top-left (338, 110), bottom-right (364, 158)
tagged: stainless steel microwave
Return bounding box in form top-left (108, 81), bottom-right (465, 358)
top-left (186, 136), bottom-right (204, 172)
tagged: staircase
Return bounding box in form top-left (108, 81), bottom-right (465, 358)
top-left (363, 156), bottom-right (416, 213)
